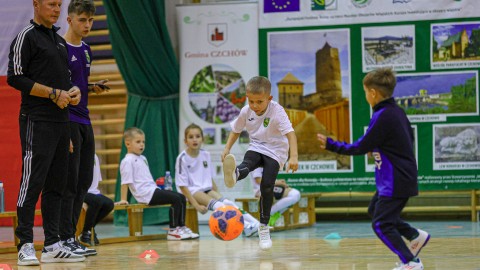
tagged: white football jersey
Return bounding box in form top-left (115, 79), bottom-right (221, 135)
top-left (175, 149), bottom-right (215, 196)
top-left (87, 154), bottom-right (102, 195)
top-left (120, 153), bottom-right (157, 204)
top-left (231, 100), bottom-right (294, 168)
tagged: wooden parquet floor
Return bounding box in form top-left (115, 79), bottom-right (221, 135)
top-left (0, 236), bottom-right (479, 269)
top-left (1, 222), bottom-right (479, 269)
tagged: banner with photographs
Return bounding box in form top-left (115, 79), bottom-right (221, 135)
top-left (259, 0), bottom-right (480, 192)
top-left (176, 3), bottom-right (259, 205)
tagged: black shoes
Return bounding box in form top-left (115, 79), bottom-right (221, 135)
top-left (79, 230), bottom-right (100, 246)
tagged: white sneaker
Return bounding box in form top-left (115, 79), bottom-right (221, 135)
top-left (258, 223), bottom-right (272, 250)
top-left (41, 243), bottom-right (86, 263)
top-left (244, 222), bottom-right (259, 237)
top-left (18, 243), bottom-right (39, 266)
top-left (167, 227), bottom-right (191, 241)
top-left (392, 259), bottom-right (423, 270)
top-left (61, 238), bottom-right (86, 256)
top-left (409, 229), bottom-right (430, 257)
top-left (223, 154), bottom-right (238, 188)
top-left (77, 241), bottom-right (97, 256)
top-left (181, 226), bottom-right (200, 239)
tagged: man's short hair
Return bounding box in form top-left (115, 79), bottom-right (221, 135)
top-left (68, 0), bottom-right (96, 16)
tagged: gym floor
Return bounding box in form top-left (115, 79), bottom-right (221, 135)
top-left (0, 220), bottom-right (480, 269)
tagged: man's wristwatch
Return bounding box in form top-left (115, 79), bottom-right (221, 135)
top-left (49, 88), bottom-right (57, 100)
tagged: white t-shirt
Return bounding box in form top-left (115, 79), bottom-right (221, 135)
top-left (231, 100), bottom-right (294, 168)
top-left (87, 154), bottom-right (102, 195)
top-left (120, 153), bottom-right (157, 204)
top-left (175, 149), bottom-right (214, 196)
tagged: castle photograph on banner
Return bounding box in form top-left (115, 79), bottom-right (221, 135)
top-left (267, 29), bottom-right (352, 173)
top-left (361, 25), bottom-right (416, 72)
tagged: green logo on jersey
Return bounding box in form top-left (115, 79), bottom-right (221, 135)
top-left (84, 50), bottom-right (90, 63)
top-left (203, 161), bottom-right (208, 168)
top-left (263, 118), bottom-right (270, 127)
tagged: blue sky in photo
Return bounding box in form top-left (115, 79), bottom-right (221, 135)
top-left (268, 30), bottom-right (350, 100)
top-left (204, 128), bottom-right (215, 137)
top-left (432, 22), bottom-right (480, 48)
top-left (363, 25), bottom-right (414, 39)
top-left (395, 72), bottom-right (476, 96)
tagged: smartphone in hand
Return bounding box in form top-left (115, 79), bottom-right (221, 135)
top-left (88, 80), bottom-right (110, 90)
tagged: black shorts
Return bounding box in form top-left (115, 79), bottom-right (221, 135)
top-left (273, 185), bottom-right (285, 200)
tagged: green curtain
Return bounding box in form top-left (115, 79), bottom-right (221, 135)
top-left (103, 0), bottom-right (180, 226)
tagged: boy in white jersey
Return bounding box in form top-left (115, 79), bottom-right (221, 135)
top-left (222, 76), bottom-right (298, 250)
top-left (175, 124), bottom-right (260, 237)
top-left (118, 127), bottom-right (199, 241)
top-left (251, 167), bottom-right (301, 227)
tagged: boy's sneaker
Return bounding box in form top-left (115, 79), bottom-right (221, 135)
top-left (93, 231), bottom-right (100, 245)
top-left (167, 227), bottom-right (191, 241)
top-left (392, 259), bottom-right (423, 270)
top-left (181, 226), bottom-right (200, 239)
top-left (409, 229), bottom-right (430, 257)
top-left (77, 241), bottom-right (97, 256)
top-left (79, 231), bottom-right (92, 246)
top-left (258, 223), bottom-right (272, 250)
top-left (243, 222), bottom-right (259, 237)
top-left (18, 243), bottom-right (40, 266)
top-left (268, 212), bottom-right (282, 227)
top-left (40, 243), bottom-right (85, 263)
top-left (223, 154), bottom-right (238, 188)
top-left (61, 238), bottom-right (86, 256)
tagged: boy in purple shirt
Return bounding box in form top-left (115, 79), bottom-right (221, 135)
top-left (317, 68), bottom-right (429, 270)
top-left (59, 0), bottom-right (109, 256)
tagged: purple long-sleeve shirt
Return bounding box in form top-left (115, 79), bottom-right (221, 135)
top-left (326, 98), bottom-right (418, 198)
top-left (66, 41), bottom-right (92, 124)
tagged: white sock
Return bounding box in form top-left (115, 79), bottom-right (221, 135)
top-left (271, 189), bottom-right (301, 214)
top-left (218, 198), bottom-right (259, 225)
top-left (219, 198), bottom-right (236, 207)
top-left (243, 213), bottom-right (259, 225)
top-left (212, 201), bottom-right (224, 210)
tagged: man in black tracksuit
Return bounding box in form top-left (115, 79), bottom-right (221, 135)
top-left (7, 0), bottom-right (84, 266)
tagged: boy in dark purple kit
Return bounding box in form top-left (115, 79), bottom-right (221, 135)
top-left (59, 0), bottom-right (108, 256)
top-left (317, 68), bottom-right (429, 270)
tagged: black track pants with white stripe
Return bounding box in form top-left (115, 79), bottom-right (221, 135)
top-left (16, 115), bottom-right (70, 250)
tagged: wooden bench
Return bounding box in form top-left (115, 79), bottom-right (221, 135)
top-left (235, 193), bottom-right (321, 231)
top-left (75, 203), bottom-right (198, 241)
top-left (0, 210), bottom-right (42, 247)
top-left (315, 190), bottom-right (480, 222)
top-left (0, 203), bottom-right (198, 249)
